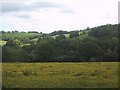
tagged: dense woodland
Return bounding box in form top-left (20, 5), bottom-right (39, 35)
top-left (1, 24), bottom-right (119, 62)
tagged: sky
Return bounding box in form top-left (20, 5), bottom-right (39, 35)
top-left (0, 0), bottom-right (119, 33)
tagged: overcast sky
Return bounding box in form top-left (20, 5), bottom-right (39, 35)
top-left (0, 0), bottom-right (119, 33)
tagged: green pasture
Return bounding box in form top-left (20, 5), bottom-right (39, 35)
top-left (0, 41), bottom-right (6, 46)
top-left (2, 62), bottom-right (118, 88)
top-left (2, 33), bottom-right (40, 39)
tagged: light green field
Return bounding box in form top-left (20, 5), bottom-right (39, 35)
top-left (2, 33), bottom-right (40, 39)
top-left (0, 41), bottom-right (6, 46)
top-left (51, 34), bottom-right (70, 39)
top-left (2, 62), bottom-right (118, 88)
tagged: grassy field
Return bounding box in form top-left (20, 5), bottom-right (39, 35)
top-left (2, 62), bottom-right (118, 88)
top-left (2, 32), bottom-right (40, 39)
top-left (0, 40), bottom-right (6, 46)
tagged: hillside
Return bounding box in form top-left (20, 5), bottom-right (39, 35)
top-left (1, 24), bottom-right (118, 62)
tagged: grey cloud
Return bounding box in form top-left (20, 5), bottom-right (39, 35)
top-left (2, 1), bottom-right (27, 12)
top-left (16, 15), bottom-right (31, 19)
top-left (118, 1), bottom-right (120, 23)
top-left (1, 1), bottom-right (76, 14)
top-left (1, 1), bottom-right (64, 13)
top-left (32, 2), bottom-right (63, 8)
top-left (61, 8), bottom-right (76, 14)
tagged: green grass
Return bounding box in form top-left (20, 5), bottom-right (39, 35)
top-left (2, 33), bottom-right (40, 39)
top-left (64, 34), bottom-right (70, 38)
top-left (30, 38), bottom-right (39, 42)
top-left (0, 40), bottom-right (6, 46)
top-left (1, 32), bottom-right (40, 46)
top-left (51, 34), bottom-right (70, 39)
top-left (2, 62), bottom-right (118, 88)
top-left (20, 44), bottom-right (31, 47)
top-left (51, 35), bottom-right (59, 39)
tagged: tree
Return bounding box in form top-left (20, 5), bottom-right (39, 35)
top-left (50, 30), bottom-right (69, 36)
top-left (2, 46), bottom-right (31, 62)
top-left (53, 38), bottom-right (79, 61)
top-left (5, 41), bottom-right (18, 47)
top-left (35, 41), bottom-right (54, 62)
top-left (69, 31), bottom-right (79, 38)
top-left (77, 41), bottom-right (104, 61)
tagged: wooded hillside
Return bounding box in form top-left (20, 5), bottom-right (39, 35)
top-left (1, 24), bottom-right (119, 62)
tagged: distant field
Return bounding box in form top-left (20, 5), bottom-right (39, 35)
top-left (0, 41), bottom-right (6, 46)
top-left (2, 62), bottom-right (118, 88)
top-left (2, 33), bottom-right (40, 39)
top-left (1, 32), bottom-right (40, 46)
top-left (51, 34), bottom-right (70, 39)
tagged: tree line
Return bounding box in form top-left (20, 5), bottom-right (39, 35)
top-left (2, 24), bottom-right (119, 62)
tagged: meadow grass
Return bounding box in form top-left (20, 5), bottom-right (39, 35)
top-left (2, 33), bottom-right (40, 39)
top-left (2, 62), bottom-right (118, 88)
top-left (0, 41), bottom-right (6, 46)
